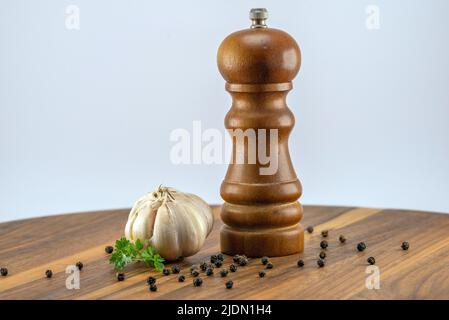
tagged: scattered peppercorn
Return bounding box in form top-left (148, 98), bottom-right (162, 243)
top-left (210, 255), bottom-right (218, 264)
top-left (357, 242), bottom-right (367, 252)
top-left (229, 264), bottom-right (237, 272)
top-left (149, 284), bottom-right (157, 292)
top-left (45, 269), bottom-right (52, 278)
top-left (193, 277), bottom-right (203, 287)
top-left (320, 240), bottom-right (328, 249)
top-left (206, 268), bottom-right (214, 276)
top-left (162, 268), bottom-right (170, 276)
top-left (238, 257), bottom-right (248, 266)
top-left (401, 241), bottom-right (410, 251)
top-left (178, 275), bottom-right (185, 282)
top-left (266, 262), bottom-right (273, 269)
top-left (237, 254), bottom-right (248, 266)
top-left (76, 261), bottom-right (83, 270)
top-left (191, 270), bottom-right (200, 277)
top-left (225, 280), bottom-right (233, 289)
top-left (117, 272), bottom-right (125, 281)
top-left (321, 230), bottom-right (329, 238)
top-left (147, 276), bottom-right (156, 285)
top-left (259, 271), bottom-right (266, 278)
top-left (367, 257), bottom-right (376, 265)
top-left (171, 265), bottom-right (180, 274)
top-left (339, 235), bottom-right (346, 243)
top-left (233, 255), bottom-right (240, 263)
top-left (215, 260), bottom-right (223, 268)
top-left (317, 259), bottom-right (325, 268)
top-left (190, 265), bottom-right (199, 272)
top-left (319, 251), bottom-right (326, 259)
top-left (200, 261), bottom-right (208, 271)
top-left (306, 226), bottom-right (314, 234)
top-left (105, 246), bottom-right (114, 254)
top-left (220, 269), bottom-right (228, 277)
top-left (217, 253), bottom-right (224, 261)
top-left (1, 267), bottom-right (8, 277)
top-left (261, 256), bottom-right (269, 265)
top-left (297, 260), bottom-right (304, 267)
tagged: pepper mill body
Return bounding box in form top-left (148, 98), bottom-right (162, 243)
top-left (217, 9), bottom-right (304, 257)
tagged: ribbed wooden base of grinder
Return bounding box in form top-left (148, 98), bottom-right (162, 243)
top-left (220, 224), bottom-right (304, 257)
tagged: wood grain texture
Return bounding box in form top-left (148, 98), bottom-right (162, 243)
top-left (0, 205), bottom-right (448, 300)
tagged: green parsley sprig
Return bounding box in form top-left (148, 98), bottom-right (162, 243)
top-left (109, 237), bottom-right (165, 271)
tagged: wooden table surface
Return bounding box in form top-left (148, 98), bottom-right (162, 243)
top-left (0, 205), bottom-right (448, 300)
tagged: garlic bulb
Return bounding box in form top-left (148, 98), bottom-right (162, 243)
top-left (124, 186), bottom-right (214, 261)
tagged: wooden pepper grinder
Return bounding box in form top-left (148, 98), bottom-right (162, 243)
top-left (217, 8), bottom-right (304, 257)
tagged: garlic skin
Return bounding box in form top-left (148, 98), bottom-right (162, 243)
top-left (124, 186), bottom-right (214, 261)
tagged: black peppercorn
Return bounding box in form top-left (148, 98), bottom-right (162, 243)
top-left (217, 253), bottom-right (224, 261)
top-left (178, 275), bottom-right (185, 282)
top-left (297, 260), bottom-right (304, 267)
top-left (162, 268), bottom-right (170, 276)
top-left (319, 251), bottom-right (326, 259)
top-left (339, 235), bottom-right (346, 243)
top-left (229, 263), bottom-right (237, 272)
top-left (147, 276), bottom-right (156, 285)
top-left (105, 246), bottom-right (114, 254)
top-left (357, 242), bottom-right (367, 252)
top-left (76, 261), bottom-right (83, 270)
top-left (220, 269), bottom-right (228, 277)
top-left (1, 267), bottom-right (8, 277)
top-left (200, 261), bottom-right (208, 271)
top-left (210, 255), bottom-right (218, 264)
top-left (149, 284), bottom-right (157, 292)
top-left (320, 240), bottom-right (328, 249)
top-left (215, 260), bottom-right (223, 268)
top-left (401, 241), bottom-right (409, 251)
top-left (225, 280), bottom-right (233, 289)
top-left (171, 265), bottom-right (180, 274)
top-left (266, 262), bottom-right (273, 269)
top-left (190, 265), bottom-right (199, 272)
top-left (306, 226), bottom-right (314, 234)
top-left (233, 255), bottom-right (240, 263)
top-left (317, 259), bottom-right (325, 268)
top-left (193, 277), bottom-right (203, 287)
top-left (367, 257), bottom-right (376, 265)
top-left (321, 230), bottom-right (329, 237)
top-left (45, 269), bottom-right (52, 278)
top-left (191, 270), bottom-right (200, 277)
top-left (206, 268), bottom-right (214, 276)
top-left (261, 256), bottom-right (269, 265)
top-left (238, 257), bottom-right (248, 266)
top-left (259, 271), bottom-right (265, 278)
top-left (117, 272), bottom-right (125, 281)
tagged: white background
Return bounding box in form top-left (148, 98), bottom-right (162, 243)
top-left (1, 0), bottom-right (449, 222)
